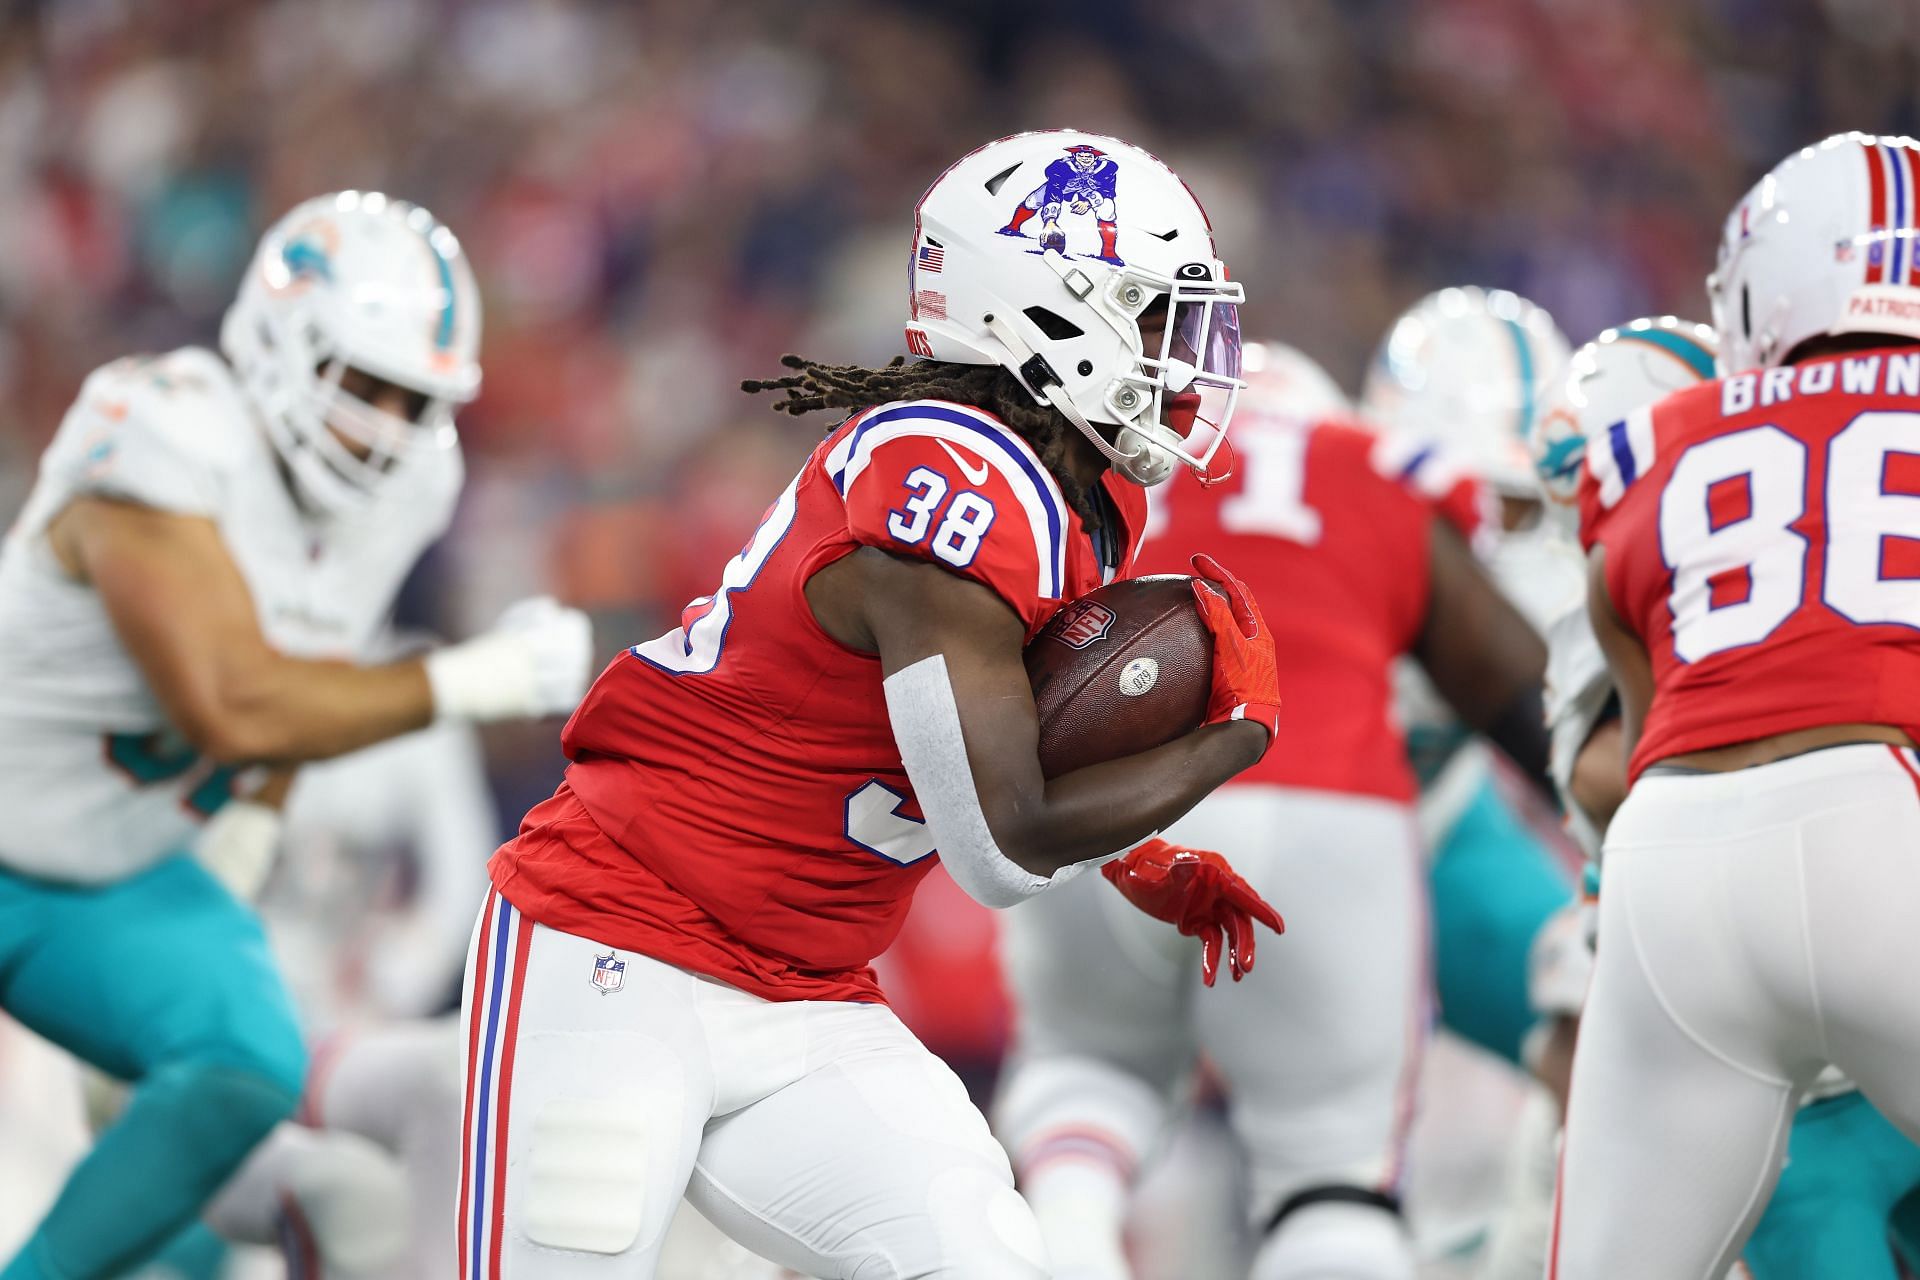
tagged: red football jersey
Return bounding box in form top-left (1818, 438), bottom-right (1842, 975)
top-left (1139, 412), bottom-right (1465, 802)
top-left (1581, 346), bottom-right (1920, 782)
top-left (491, 399), bottom-right (1146, 1003)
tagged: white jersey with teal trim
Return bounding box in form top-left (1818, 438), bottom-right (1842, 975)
top-left (0, 347), bottom-right (461, 884)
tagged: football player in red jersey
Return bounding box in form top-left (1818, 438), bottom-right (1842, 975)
top-left (1551, 133), bottom-right (1920, 1279)
top-left (456, 130), bottom-right (1285, 1279)
top-left (995, 340), bottom-right (1552, 1280)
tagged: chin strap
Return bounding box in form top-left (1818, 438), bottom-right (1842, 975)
top-left (980, 310), bottom-right (1166, 484)
top-left (1195, 431), bottom-right (1237, 488)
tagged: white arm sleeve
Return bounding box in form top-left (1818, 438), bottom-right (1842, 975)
top-left (883, 654), bottom-right (1134, 908)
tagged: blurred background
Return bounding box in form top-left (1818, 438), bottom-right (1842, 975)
top-left (0, 0), bottom-right (1915, 1273)
top-left (5, 0), bottom-right (1916, 667)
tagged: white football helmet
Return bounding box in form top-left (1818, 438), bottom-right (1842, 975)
top-left (222, 191), bottom-right (482, 517)
top-left (1531, 316), bottom-right (1716, 537)
top-left (1239, 339), bottom-right (1352, 423)
top-left (908, 130), bottom-right (1246, 487)
top-left (1360, 286), bottom-right (1570, 498)
top-left (1710, 133), bottom-right (1920, 375)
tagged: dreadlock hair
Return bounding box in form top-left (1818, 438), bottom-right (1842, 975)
top-left (742, 355), bottom-right (1105, 531)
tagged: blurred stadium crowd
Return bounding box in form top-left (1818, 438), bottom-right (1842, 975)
top-left (0, 0), bottom-right (1912, 1067)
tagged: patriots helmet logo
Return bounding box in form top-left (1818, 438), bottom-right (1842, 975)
top-left (996, 144), bottom-right (1125, 265)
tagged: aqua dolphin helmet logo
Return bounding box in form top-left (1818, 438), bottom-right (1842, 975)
top-left (266, 218), bottom-right (339, 294)
top-left (1540, 435), bottom-right (1585, 485)
top-left (1530, 403), bottom-right (1587, 510)
top-left (282, 236), bottom-right (333, 283)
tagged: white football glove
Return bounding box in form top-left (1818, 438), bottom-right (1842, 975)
top-left (425, 596), bottom-right (594, 722)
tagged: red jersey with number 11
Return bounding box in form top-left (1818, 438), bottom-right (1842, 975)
top-left (490, 399), bottom-right (1145, 1003)
top-left (1580, 346), bottom-right (1920, 782)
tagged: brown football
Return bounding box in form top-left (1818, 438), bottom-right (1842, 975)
top-left (1024, 575), bottom-right (1216, 778)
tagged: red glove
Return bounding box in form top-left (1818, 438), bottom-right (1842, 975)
top-left (1102, 839), bottom-right (1286, 985)
top-left (1190, 554), bottom-right (1281, 749)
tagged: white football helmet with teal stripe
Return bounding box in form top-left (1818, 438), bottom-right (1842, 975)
top-left (1531, 316), bottom-right (1717, 537)
top-left (222, 191), bottom-right (482, 516)
top-left (1360, 286), bottom-right (1570, 498)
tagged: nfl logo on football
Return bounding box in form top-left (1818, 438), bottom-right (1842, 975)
top-left (590, 951), bottom-right (625, 994)
top-left (1051, 600), bottom-right (1116, 650)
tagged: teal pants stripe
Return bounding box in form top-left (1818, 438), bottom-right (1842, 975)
top-left (1428, 774), bottom-right (1573, 1064)
top-left (0, 855), bottom-right (306, 1280)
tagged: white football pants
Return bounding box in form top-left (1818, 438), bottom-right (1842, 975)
top-left (458, 889), bottom-right (1048, 1279)
top-left (997, 786), bottom-right (1428, 1231)
top-left (1552, 744), bottom-right (1920, 1279)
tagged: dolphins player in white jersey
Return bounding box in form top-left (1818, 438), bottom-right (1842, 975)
top-left (1359, 286), bottom-right (1581, 1074)
top-left (0, 190), bottom-right (592, 1280)
top-left (1357, 287), bottom-right (1586, 1277)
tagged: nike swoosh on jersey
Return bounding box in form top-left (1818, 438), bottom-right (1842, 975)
top-left (936, 438), bottom-right (991, 486)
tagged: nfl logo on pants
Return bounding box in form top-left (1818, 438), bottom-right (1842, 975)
top-left (591, 951), bottom-right (625, 994)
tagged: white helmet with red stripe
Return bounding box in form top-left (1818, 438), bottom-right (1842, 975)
top-left (908, 130), bottom-right (1246, 487)
top-left (1530, 317), bottom-right (1718, 537)
top-left (222, 191), bottom-right (482, 517)
top-left (1711, 133), bottom-right (1920, 374)
top-left (1359, 286), bottom-right (1570, 498)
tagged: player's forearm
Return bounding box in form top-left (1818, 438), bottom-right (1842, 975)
top-left (194, 655), bottom-right (433, 766)
top-left (995, 721), bottom-right (1266, 873)
top-left (1569, 718), bottom-right (1627, 831)
top-left (1466, 680), bottom-right (1554, 802)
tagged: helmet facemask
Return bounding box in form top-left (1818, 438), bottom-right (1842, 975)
top-left (301, 356), bottom-right (458, 493)
top-left (232, 304), bottom-right (463, 517)
top-left (1015, 254), bottom-right (1246, 487)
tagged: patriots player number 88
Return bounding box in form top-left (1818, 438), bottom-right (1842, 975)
top-left (1660, 411), bottom-right (1920, 662)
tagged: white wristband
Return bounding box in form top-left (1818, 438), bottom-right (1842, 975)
top-left (425, 631), bottom-right (536, 723)
top-left (425, 596), bottom-right (593, 723)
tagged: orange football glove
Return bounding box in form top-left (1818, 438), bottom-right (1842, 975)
top-left (1190, 554), bottom-right (1280, 750)
top-left (1103, 839), bottom-right (1286, 985)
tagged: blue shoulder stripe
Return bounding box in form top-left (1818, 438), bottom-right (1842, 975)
top-left (833, 402), bottom-right (1067, 596)
top-left (1605, 419), bottom-right (1639, 488)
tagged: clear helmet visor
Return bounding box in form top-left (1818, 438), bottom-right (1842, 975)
top-left (1145, 282), bottom-right (1244, 481)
